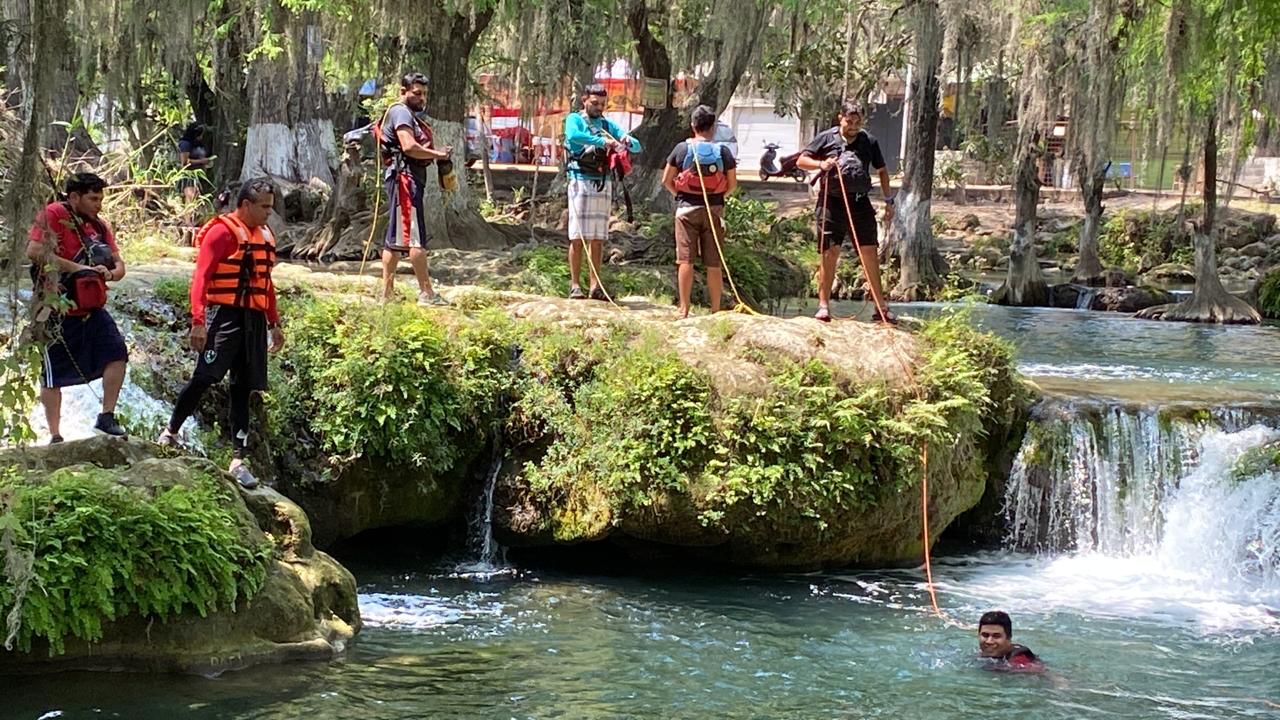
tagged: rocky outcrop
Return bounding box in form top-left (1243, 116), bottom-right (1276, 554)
top-left (0, 437), bottom-right (360, 675)
top-left (483, 296), bottom-right (1027, 569)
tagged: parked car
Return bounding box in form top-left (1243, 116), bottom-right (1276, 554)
top-left (713, 121), bottom-right (739, 161)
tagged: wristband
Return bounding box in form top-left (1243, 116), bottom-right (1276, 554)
top-left (885, 195), bottom-right (896, 206)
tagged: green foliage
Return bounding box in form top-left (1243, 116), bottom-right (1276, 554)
top-left (523, 340), bottom-right (715, 514)
top-left (721, 242), bottom-right (769, 306)
top-left (0, 465), bottom-right (271, 655)
top-left (1229, 440), bottom-right (1280, 483)
top-left (152, 276), bottom-right (191, 310)
top-left (0, 337), bottom-right (41, 447)
top-left (272, 300), bottom-right (512, 471)
top-left (508, 246), bottom-right (668, 299)
top-left (515, 307), bottom-right (1017, 536)
top-left (1258, 268), bottom-right (1280, 320)
top-left (1099, 208), bottom-right (1195, 273)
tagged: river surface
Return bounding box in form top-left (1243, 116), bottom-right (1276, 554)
top-left (778, 300), bottom-right (1280, 403)
top-left (5, 557), bottom-right (1278, 719)
top-left (8, 303), bottom-right (1280, 719)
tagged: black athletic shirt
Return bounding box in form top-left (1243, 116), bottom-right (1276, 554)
top-left (803, 127), bottom-right (885, 201)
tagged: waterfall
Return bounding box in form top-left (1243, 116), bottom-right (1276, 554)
top-left (1003, 401), bottom-right (1280, 588)
top-left (468, 440), bottom-right (505, 569)
top-left (1074, 286), bottom-right (1099, 310)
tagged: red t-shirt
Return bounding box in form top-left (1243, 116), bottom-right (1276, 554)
top-left (190, 221), bottom-right (280, 326)
top-left (28, 202), bottom-right (118, 261)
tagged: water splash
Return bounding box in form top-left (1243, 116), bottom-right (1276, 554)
top-left (997, 401), bottom-right (1280, 629)
top-left (20, 368), bottom-right (199, 448)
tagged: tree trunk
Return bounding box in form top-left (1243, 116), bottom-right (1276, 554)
top-left (994, 147), bottom-right (1049, 306)
top-left (1135, 111), bottom-right (1259, 324)
top-left (624, 0), bottom-right (769, 212)
top-left (241, 4), bottom-right (334, 187)
top-left (886, 0), bottom-right (946, 301)
top-left (397, 3), bottom-right (507, 250)
top-left (1073, 168), bottom-right (1107, 284)
top-left (985, 52), bottom-right (1007, 141)
top-left (189, 1), bottom-right (251, 190)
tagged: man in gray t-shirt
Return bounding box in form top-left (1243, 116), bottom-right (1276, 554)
top-left (379, 72), bottom-right (453, 306)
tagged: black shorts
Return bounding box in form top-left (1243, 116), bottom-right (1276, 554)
top-left (41, 309), bottom-right (129, 388)
top-left (817, 194), bottom-right (878, 251)
top-left (193, 305), bottom-right (269, 391)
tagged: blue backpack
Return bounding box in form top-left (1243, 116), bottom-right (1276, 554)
top-left (676, 141), bottom-right (728, 195)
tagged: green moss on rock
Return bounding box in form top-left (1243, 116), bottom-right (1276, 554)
top-left (0, 459), bottom-right (271, 655)
top-left (0, 438), bottom-right (360, 674)
top-left (496, 308), bottom-right (1023, 568)
top-left (1258, 268), bottom-right (1280, 320)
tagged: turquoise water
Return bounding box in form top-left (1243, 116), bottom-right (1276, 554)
top-left (7, 303), bottom-right (1280, 719)
top-left (6, 560), bottom-right (1278, 719)
top-left (779, 300), bottom-right (1280, 402)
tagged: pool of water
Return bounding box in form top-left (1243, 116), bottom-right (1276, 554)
top-left (6, 557), bottom-right (1278, 720)
top-left (777, 300), bottom-right (1280, 403)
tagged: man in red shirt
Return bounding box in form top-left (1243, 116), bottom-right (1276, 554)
top-left (26, 172), bottom-right (129, 442)
top-left (157, 178), bottom-right (283, 489)
top-left (977, 610), bottom-right (1045, 671)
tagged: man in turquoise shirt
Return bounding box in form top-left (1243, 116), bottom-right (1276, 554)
top-left (563, 83), bottom-right (641, 300)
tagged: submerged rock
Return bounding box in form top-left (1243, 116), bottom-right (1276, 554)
top-left (0, 437), bottom-right (360, 675)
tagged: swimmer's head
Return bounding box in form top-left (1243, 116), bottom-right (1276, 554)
top-left (977, 610), bottom-right (1015, 658)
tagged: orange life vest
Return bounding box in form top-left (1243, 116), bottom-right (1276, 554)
top-left (193, 213), bottom-right (276, 312)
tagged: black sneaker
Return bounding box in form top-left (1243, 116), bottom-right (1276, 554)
top-left (49, 434), bottom-right (63, 445)
top-left (568, 286), bottom-right (586, 300)
top-left (94, 413), bottom-right (127, 437)
top-left (589, 286), bottom-right (607, 302)
top-left (871, 307), bottom-right (898, 325)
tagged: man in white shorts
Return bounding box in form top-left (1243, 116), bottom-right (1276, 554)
top-left (562, 83), bottom-right (641, 300)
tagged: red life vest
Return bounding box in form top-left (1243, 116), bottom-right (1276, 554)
top-left (673, 140), bottom-right (728, 196)
top-left (194, 213), bottom-right (276, 313)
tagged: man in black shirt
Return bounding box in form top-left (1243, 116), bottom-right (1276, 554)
top-left (797, 101), bottom-right (896, 323)
top-left (661, 105), bottom-right (738, 318)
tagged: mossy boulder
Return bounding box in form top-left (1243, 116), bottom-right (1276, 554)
top-left (0, 437), bottom-right (360, 675)
top-left (484, 297), bottom-right (1027, 569)
top-left (108, 261), bottom-right (1029, 569)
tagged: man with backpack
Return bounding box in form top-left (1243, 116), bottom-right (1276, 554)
top-left (563, 83), bottom-right (641, 301)
top-left (661, 105), bottom-right (738, 318)
top-left (26, 172), bottom-right (129, 442)
top-left (796, 101), bottom-right (897, 323)
top-left (156, 179), bottom-right (282, 489)
top-left (380, 72), bottom-right (453, 306)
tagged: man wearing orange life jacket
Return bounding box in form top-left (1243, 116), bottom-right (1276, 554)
top-left (661, 105), bottom-right (737, 319)
top-left (157, 178), bottom-right (283, 489)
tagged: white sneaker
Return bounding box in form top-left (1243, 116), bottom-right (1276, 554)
top-left (155, 429), bottom-right (181, 449)
top-left (417, 291), bottom-right (433, 306)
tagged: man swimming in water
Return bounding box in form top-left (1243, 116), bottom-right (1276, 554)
top-left (977, 610), bottom-right (1044, 671)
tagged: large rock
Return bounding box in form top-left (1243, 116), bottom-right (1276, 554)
top-left (1144, 263), bottom-right (1195, 284)
top-left (1091, 286), bottom-right (1175, 313)
top-left (485, 296), bottom-right (1027, 569)
top-left (0, 437), bottom-right (360, 675)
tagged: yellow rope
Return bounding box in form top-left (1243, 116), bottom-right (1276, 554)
top-left (358, 108), bottom-right (390, 282)
top-left (691, 144), bottom-right (760, 316)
